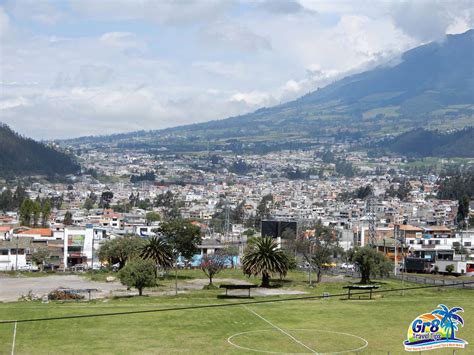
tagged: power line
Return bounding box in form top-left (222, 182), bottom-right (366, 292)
top-left (1, 281), bottom-right (473, 325)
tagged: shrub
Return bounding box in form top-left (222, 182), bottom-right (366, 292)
top-left (446, 264), bottom-right (455, 275)
top-left (119, 258), bottom-right (156, 296)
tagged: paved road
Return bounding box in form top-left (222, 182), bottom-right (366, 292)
top-left (0, 275), bottom-right (123, 302)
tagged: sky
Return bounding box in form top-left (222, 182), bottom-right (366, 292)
top-left (0, 0), bottom-right (472, 139)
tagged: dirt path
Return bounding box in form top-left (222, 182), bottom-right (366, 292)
top-left (0, 275), bottom-right (123, 302)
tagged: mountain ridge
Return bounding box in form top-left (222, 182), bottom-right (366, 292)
top-left (62, 30), bottom-right (474, 152)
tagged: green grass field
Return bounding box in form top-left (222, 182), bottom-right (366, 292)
top-left (0, 271), bottom-right (473, 354)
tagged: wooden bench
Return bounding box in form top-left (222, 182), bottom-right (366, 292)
top-left (342, 285), bottom-right (380, 300)
top-left (219, 284), bottom-right (258, 297)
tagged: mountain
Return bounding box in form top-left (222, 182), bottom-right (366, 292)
top-left (64, 30), bottom-right (474, 153)
top-left (383, 127), bottom-right (474, 157)
top-left (0, 124), bottom-right (80, 179)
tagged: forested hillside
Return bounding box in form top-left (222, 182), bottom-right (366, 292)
top-left (384, 127), bottom-right (474, 157)
top-left (0, 124), bottom-right (79, 179)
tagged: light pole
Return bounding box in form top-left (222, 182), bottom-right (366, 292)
top-left (175, 252), bottom-right (181, 296)
top-left (91, 232), bottom-right (95, 272)
top-left (308, 237), bottom-right (314, 288)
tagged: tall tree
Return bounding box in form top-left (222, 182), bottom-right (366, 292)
top-left (456, 195), bottom-right (470, 228)
top-left (13, 185), bottom-right (28, 209)
top-left (242, 237), bottom-right (289, 287)
top-left (63, 211), bottom-right (73, 226)
top-left (32, 247), bottom-right (50, 271)
top-left (349, 246), bottom-right (392, 284)
top-left (32, 200), bottom-right (41, 227)
top-left (83, 198), bottom-right (94, 211)
top-left (118, 258), bottom-right (156, 296)
top-left (141, 236), bottom-right (173, 277)
top-left (98, 236), bottom-right (143, 270)
top-left (41, 199), bottom-right (51, 227)
top-left (0, 189), bottom-right (13, 212)
top-left (145, 211), bottom-right (161, 224)
top-left (296, 222), bottom-right (339, 283)
top-left (155, 219), bottom-right (202, 260)
top-left (19, 198), bottom-right (33, 226)
top-left (255, 194), bottom-right (273, 230)
top-left (99, 191), bottom-right (114, 209)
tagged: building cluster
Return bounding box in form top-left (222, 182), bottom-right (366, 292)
top-left (1, 147), bottom-right (473, 273)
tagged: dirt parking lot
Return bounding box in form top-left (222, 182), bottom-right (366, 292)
top-left (0, 275), bottom-right (123, 302)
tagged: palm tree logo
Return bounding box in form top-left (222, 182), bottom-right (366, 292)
top-left (431, 304), bottom-right (464, 340)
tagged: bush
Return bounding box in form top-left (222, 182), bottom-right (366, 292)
top-left (446, 264), bottom-right (455, 275)
top-left (119, 258), bottom-right (156, 296)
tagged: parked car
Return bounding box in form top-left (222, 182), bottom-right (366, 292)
top-left (19, 264), bottom-right (39, 272)
top-left (340, 262), bottom-right (355, 271)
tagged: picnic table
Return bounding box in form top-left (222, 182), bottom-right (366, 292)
top-left (219, 284), bottom-right (258, 297)
top-left (342, 284), bottom-right (380, 300)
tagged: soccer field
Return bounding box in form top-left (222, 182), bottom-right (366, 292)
top-left (0, 279), bottom-right (472, 354)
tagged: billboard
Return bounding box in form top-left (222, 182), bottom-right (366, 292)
top-left (261, 220), bottom-right (297, 239)
top-left (68, 235), bottom-right (85, 247)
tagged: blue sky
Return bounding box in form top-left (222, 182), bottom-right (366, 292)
top-left (0, 0), bottom-right (472, 139)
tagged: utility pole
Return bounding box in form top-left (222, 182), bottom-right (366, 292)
top-left (394, 224), bottom-right (399, 276)
top-left (401, 227), bottom-right (405, 296)
top-left (15, 235), bottom-right (19, 271)
top-left (308, 243), bottom-right (313, 287)
top-left (224, 200), bottom-right (230, 243)
top-left (175, 252), bottom-right (181, 296)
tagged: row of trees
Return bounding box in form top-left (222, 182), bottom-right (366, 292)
top-left (102, 220), bottom-right (241, 294)
top-left (19, 198), bottom-right (51, 227)
top-left (0, 185), bottom-right (29, 212)
top-left (98, 220), bottom-right (201, 295)
top-left (242, 234), bottom-right (392, 287)
top-left (118, 239), bottom-right (392, 295)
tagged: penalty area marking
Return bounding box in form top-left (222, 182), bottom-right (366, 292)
top-left (227, 328), bottom-right (369, 354)
top-left (242, 305), bottom-right (317, 354)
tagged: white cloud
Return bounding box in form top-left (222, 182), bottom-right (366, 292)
top-left (191, 61), bottom-right (244, 78)
top-left (5, 0), bottom-right (66, 25)
top-left (99, 32), bottom-right (145, 50)
top-left (67, 0), bottom-right (232, 25)
top-left (0, 0), bottom-right (472, 139)
top-left (200, 22), bottom-right (272, 52)
top-left (256, 0), bottom-right (308, 15)
top-left (0, 97), bottom-right (29, 110)
top-left (0, 6), bottom-right (12, 41)
top-left (230, 91), bottom-right (274, 107)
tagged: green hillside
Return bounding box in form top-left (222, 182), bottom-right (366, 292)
top-left (384, 127), bottom-right (474, 157)
top-left (63, 30), bottom-right (474, 153)
top-left (0, 124), bottom-right (79, 179)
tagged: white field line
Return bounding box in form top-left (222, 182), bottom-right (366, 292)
top-left (11, 321), bottom-right (17, 355)
top-left (242, 305), bottom-right (318, 354)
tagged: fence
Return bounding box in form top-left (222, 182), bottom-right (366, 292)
top-left (391, 273), bottom-right (474, 289)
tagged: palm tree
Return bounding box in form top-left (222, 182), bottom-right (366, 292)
top-left (242, 237), bottom-right (290, 287)
top-left (141, 236), bottom-right (174, 277)
top-left (431, 304), bottom-right (464, 340)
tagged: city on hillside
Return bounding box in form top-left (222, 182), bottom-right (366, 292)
top-left (0, 1), bottom-right (473, 354)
